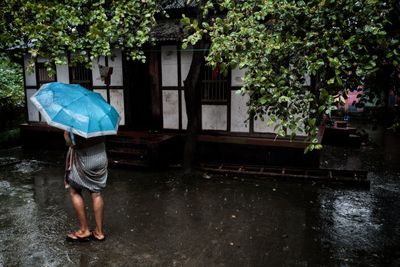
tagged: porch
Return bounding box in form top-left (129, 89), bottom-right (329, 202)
top-left (19, 123), bottom-right (181, 168)
top-left (19, 123), bottom-right (321, 169)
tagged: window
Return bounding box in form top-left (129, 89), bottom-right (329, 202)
top-left (36, 63), bottom-right (56, 87)
top-left (201, 65), bottom-right (228, 103)
top-left (70, 64), bottom-right (92, 89)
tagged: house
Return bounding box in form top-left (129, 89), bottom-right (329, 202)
top-left (20, 4), bottom-right (320, 168)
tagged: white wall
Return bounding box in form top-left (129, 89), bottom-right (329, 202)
top-left (110, 89), bottom-right (125, 125)
top-left (161, 46), bottom-right (178, 87)
top-left (254, 115), bottom-right (307, 136)
top-left (231, 66), bottom-right (246, 87)
top-left (26, 89), bottom-right (39, 122)
top-left (231, 92), bottom-right (249, 132)
top-left (161, 45), bottom-right (180, 129)
top-left (56, 64), bottom-right (69, 84)
top-left (108, 49), bottom-right (123, 86)
top-left (180, 47), bottom-right (193, 86)
top-left (162, 90), bottom-right (179, 129)
top-left (24, 55), bottom-right (39, 122)
top-left (23, 52), bottom-right (127, 126)
top-left (202, 105), bottom-right (227, 130)
top-left (181, 91), bottom-right (187, 130)
top-left (90, 50), bottom-right (125, 125)
top-left (253, 116), bottom-right (279, 133)
top-left (24, 55), bottom-right (36, 87)
top-left (92, 56), bottom-right (106, 87)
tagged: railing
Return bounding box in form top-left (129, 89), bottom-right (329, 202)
top-left (70, 64), bottom-right (92, 89)
top-left (201, 66), bottom-right (228, 103)
top-left (37, 63), bottom-right (55, 87)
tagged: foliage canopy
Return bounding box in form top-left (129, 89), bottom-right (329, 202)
top-left (1, 0), bottom-right (399, 149)
top-left (0, 0), bottom-right (160, 72)
top-left (0, 54), bottom-right (24, 107)
top-left (185, 0), bottom-right (400, 149)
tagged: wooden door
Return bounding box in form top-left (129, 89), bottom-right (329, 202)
top-left (123, 50), bottom-right (161, 130)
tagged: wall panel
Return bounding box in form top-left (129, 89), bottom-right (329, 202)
top-left (162, 90), bottom-right (179, 129)
top-left (26, 89), bottom-right (39, 122)
top-left (56, 64), bottom-right (69, 84)
top-left (92, 56), bottom-right (106, 87)
top-left (202, 105), bottom-right (227, 131)
top-left (230, 92), bottom-right (249, 132)
top-left (161, 46), bottom-right (178, 87)
top-left (231, 67), bottom-right (246, 87)
top-left (108, 49), bottom-right (123, 86)
top-left (180, 48), bottom-right (193, 87)
top-left (110, 89), bottom-right (125, 125)
top-left (24, 55), bottom-right (36, 87)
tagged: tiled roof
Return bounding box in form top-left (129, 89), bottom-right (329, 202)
top-left (151, 20), bottom-right (183, 41)
top-left (159, 0), bottom-right (196, 10)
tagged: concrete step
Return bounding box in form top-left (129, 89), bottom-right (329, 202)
top-left (198, 162), bottom-right (370, 187)
top-left (106, 138), bottom-right (149, 149)
top-left (107, 147), bottom-right (148, 157)
top-left (108, 158), bottom-right (149, 168)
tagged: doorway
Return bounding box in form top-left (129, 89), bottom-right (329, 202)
top-left (123, 52), bottom-right (160, 130)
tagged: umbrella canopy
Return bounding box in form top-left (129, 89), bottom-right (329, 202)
top-left (30, 82), bottom-right (120, 138)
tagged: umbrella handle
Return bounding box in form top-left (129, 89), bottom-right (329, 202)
top-left (69, 128), bottom-right (75, 146)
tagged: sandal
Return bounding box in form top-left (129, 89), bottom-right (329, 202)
top-left (66, 231), bottom-right (92, 242)
top-left (91, 231), bottom-right (106, 242)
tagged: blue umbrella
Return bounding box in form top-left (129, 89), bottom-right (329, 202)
top-left (30, 82), bottom-right (120, 139)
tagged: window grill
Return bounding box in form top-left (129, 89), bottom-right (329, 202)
top-left (201, 65), bottom-right (228, 103)
top-left (70, 64), bottom-right (92, 89)
top-left (36, 63), bottom-right (56, 87)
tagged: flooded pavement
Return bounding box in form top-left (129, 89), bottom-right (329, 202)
top-left (0, 127), bottom-right (399, 266)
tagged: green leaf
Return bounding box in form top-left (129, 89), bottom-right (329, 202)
top-left (259, 97), bottom-right (268, 105)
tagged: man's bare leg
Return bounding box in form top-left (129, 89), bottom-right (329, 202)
top-left (68, 187), bottom-right (91, 238)
top-left (91, 192), bottom-right (105, 240)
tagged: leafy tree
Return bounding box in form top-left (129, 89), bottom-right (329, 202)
top-left (179, 1), bottom-right (210, 171)
top-left (0, 0), bottom-right (160, 72)
top-left (0, 0), bottom-right (208, 171)
top-left (0, 53), bottom-right (24, 130)
top-left (0, 54), bottom-right (24, 106)
top-left (2, 0), bottom-right (399, 170)
top-left (184, 0), bottom-right (400, 152)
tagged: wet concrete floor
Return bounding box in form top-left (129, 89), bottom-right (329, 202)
top-left (0, 126), bottom-right (399, 266)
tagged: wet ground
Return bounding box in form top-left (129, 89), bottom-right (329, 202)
top-left (0, 125), bottom-right (399, 266)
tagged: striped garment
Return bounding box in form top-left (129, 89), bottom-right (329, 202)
top-left (66, 142), bottom-right (108, 193)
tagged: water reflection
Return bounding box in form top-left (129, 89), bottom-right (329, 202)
top-left (318, 172), bottom-right (400, 265)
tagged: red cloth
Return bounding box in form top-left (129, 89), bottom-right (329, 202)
top-left (212, 64), bottom-right (220, 80)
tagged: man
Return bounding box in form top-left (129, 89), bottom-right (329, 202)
top-left (64, 131), bottom-right (107, 242)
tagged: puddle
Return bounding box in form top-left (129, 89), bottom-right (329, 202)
top-left (0, 180), bottom-right (11, 190)
top-left (11, 160), bottom-right (45, 174)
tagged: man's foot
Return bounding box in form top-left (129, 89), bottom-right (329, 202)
top-left (91, 230), bottom-right (106, 241)
top-left (66, 230), bottom-right (92, 242)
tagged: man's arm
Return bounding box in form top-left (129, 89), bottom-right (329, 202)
top-left (64, 131), bottom-right (72, 147)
